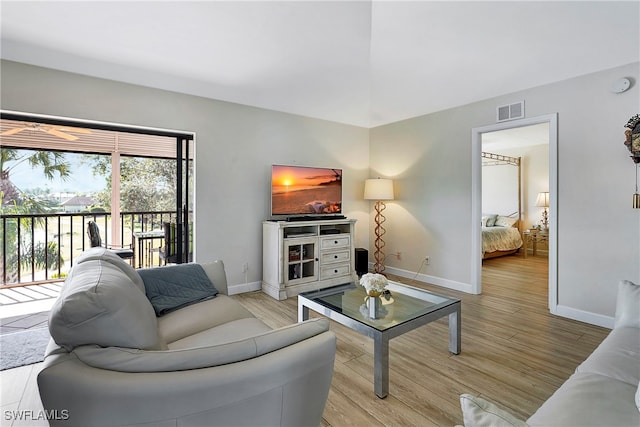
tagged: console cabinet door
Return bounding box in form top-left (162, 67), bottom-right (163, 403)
top-left (283, 237), bottom-right (318, 285)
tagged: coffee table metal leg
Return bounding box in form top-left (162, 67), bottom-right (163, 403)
top-left (374, 332), bottom-right (389, 398)
top-left (298, 301), bottom-right (309, 323)
top-left (448, 304), bottom-right (461, 354)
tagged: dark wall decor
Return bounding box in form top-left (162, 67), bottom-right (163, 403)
top-left (624, 114), bottom-right (640, 208)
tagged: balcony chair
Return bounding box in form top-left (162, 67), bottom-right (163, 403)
top-left (86, 220), bottom-right (134, 262)
top-left (159, 221), bottom-right (192, 265)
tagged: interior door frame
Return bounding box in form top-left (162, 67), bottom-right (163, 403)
top-left (471, 113), bottom-right (558, 313)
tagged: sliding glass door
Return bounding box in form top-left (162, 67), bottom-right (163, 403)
top-left (0, 111), bottom-right (194, 283)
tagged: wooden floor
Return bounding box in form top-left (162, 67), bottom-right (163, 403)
top-left (0, 254), bottom-right (609, 427)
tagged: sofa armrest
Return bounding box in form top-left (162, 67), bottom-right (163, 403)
top-left (72, 318), bottom-right (330, 372)
top-left (614, 280), bottom-right (639, 329)
top-left (38, 327), bottom-right (336, 427)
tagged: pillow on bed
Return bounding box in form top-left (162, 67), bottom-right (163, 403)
top-left (483, 214), bottom-right (498, 227)
top-left (495, 216), bottom-right (518, 228)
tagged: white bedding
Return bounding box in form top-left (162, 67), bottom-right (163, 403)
top-left (482, 226), bottom-right (523, 255)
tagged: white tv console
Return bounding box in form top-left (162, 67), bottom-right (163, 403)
top-left (262, 218), bottom-right (357, 300)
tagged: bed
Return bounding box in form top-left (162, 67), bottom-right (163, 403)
top-left (482, 214), bottom-right (523, 259)
top-left (481, 151), bottom-right (523, 259)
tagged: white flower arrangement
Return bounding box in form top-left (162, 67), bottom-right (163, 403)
top-left (359, 273), bottom-right (388, 296)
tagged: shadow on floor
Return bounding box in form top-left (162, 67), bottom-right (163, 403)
top-left (0, 311), bottom-right (49, 336)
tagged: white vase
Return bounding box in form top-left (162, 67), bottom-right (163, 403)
top-left (368, 295), bottom-right (379, 318)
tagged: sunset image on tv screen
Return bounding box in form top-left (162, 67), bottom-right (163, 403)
top-left (271, 165), bottom-right (342, 215)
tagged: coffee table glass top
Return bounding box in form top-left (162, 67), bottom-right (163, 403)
top-left (299, 281), bottom-right (459, 331)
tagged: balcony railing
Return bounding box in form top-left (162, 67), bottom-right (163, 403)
top-left (1, 211), bottom-right (176, 287)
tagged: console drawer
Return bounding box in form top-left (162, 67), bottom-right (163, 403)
top-left (320, 250), bottom-right (350, 264)
top-left (320, 235), bottom-right (350, 250)
top-left (321, 264), bottom-right (350, 280)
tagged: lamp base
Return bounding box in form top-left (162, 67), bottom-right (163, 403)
top-left (540, 207), bottom-right (549, 229)
top-left (372, 200), bottom-right (387, 274)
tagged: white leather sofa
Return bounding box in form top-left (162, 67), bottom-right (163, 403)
top-left (459, 279), bottom-right (640, 427)
top-left (38, 247), bottom-right (336, 427)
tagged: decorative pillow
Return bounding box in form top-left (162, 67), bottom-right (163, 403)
top-left (495, 216), bottom-right (518, 228)
top-left (139, 263), bottom-right (219, 316)
top-left (614, 280), bottom-right (640, 329)
top-left (483, 214), bottom-right (498, 227)
top-left (459, 394), bottom-right (529, 427)
top-left (49, 257), bottom-right (161, 351)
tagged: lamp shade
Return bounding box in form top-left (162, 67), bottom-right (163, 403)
top-left (535, 191), bottom-right (549, 208)
top-left (364, 178), bottom-right (394, 200)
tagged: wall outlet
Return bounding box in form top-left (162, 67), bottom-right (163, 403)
top-left (242, 262), bottom-right (249, 273)
top-left (424, 256), bottom-right (430, 265)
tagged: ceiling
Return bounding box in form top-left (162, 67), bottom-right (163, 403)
top-left (1, 1), bottom-right (638, 128)
top-left (482, 122), bottom-right (549, 152)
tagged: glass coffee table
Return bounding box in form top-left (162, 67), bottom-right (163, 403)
top-left (298, 281), bottom-right (461, 398)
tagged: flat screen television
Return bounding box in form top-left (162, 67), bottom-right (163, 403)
top-left (271, 165), bottom-right (342, 218)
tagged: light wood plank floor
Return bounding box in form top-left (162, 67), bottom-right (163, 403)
top-left (0, 255), bottom-right (609, 427)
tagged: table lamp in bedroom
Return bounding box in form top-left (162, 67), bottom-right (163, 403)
top-left (535, 191), bottom-right (549, 230)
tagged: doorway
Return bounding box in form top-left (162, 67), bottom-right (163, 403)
top-left (471, 114), bottom-right (558, 312)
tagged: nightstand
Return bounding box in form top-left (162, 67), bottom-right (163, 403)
top-left (523, 229), bottom-right (548, 258)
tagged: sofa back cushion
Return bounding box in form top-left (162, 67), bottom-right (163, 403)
top-left (615, 280), bottom-right (640, 329)
top-left (200, 260), bottom-right (229, 295)
top-left (459, 394), bottom-right (528, 427)
top-left (72, 318), bottom-right (331, 372)
top-left (49, 248), bottom-right (161, 351)
top-left (75, 247), bottom-right (145, 291)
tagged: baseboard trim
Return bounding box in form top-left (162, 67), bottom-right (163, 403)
top-left (381, 265), bottom-right (474, 294)
top-left (554, 304), bottom-right (613, 329)
top-left (228, 281), bottom-right (261, 295)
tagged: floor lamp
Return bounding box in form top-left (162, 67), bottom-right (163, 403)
top-left (364, 178), bottom-right (394, 274)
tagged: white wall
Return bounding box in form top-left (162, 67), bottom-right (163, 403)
top-left (514, 144), bottom-right (549, 230)
top-left (0, 60), bottom-right (371, 291)
top-left (482, 161), bottom-right (520, 217)
top-left (370, 62), bottom-right (640, 325)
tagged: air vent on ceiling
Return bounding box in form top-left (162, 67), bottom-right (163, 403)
top-left (496, 101), bottom-right (525, 122)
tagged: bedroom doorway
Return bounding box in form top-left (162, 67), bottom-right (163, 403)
top-left (471, 114), bottom-right (558, 312)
